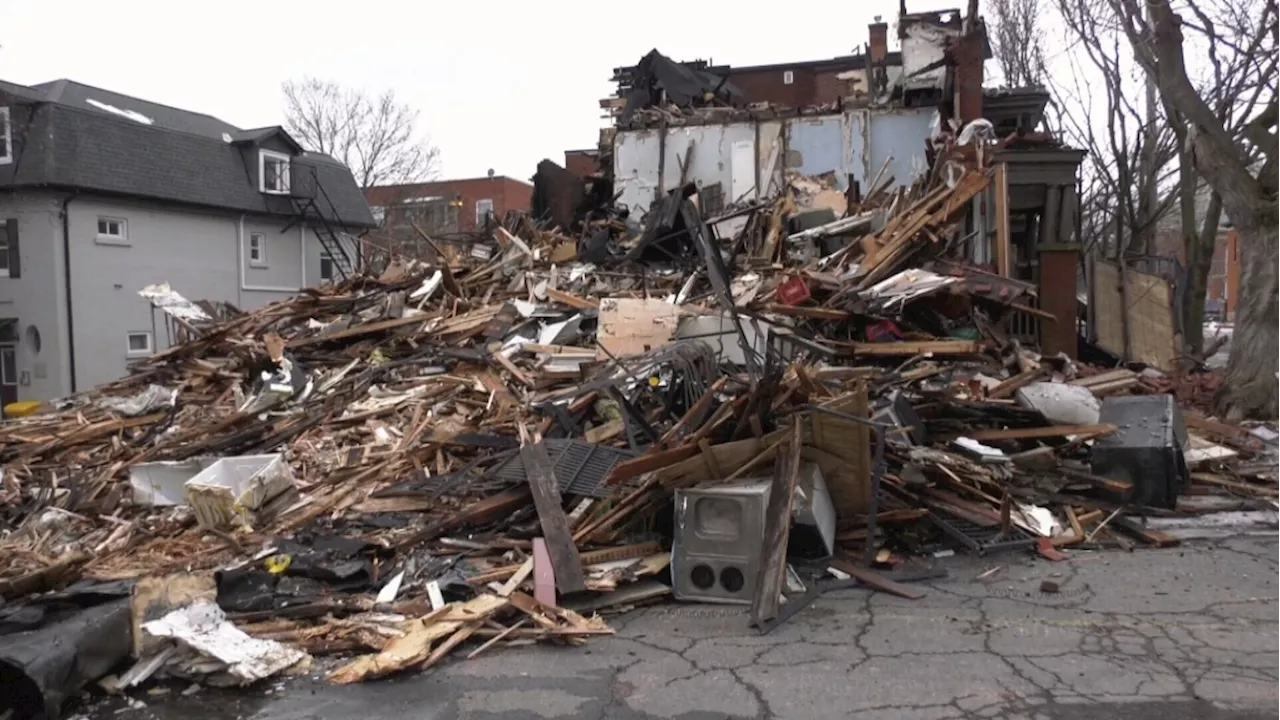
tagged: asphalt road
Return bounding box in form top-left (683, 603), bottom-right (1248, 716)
top-left (85, 535), bottom-right (1278, 720)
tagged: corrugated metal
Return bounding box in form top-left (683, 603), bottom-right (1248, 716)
top-left (613, 107), bottom-right (939, 216)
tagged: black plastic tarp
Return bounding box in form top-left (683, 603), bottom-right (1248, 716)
top-left (0, 595), bottom-right (133, 720)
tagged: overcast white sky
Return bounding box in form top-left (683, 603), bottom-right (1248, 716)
top-left (0, 0), bottom-right (962, 182)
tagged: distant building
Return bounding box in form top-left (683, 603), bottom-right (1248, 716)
top-left (364, 176), bottom-right (533, 260)
top-left (0, 78), bottom-right (374, 405)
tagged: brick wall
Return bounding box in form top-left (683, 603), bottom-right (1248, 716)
top-left (366, 176), bottom-right (533, 234)
top-left (727, 67), bottom-right (817, 108)
top-left (564, 151), bottom-right (600, 179)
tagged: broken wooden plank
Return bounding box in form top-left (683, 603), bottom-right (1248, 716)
top-left (966, 424), bottom-right (1116, 441)
top-left (827, 557), bottom-right (927, 599)
top-left (750, 422), bottom-right (803, 626)
top-left (522, 443), bottom-right (587, 595)
top-left (546, 288), bottom-right (599, 310)
top-left (848, 340), bottom-right (980, 357)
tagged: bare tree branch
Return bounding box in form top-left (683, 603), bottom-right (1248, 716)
top-left (282, 78), bottom-right (440, 190)
top-left (988, 0), bottom-right (1050, 86)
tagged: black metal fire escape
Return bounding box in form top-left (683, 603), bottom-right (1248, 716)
top-left (285, 162), bottom-right (357, 282)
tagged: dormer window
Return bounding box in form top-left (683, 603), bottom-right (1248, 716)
top-left (259, 150), bottom-right (291, 194)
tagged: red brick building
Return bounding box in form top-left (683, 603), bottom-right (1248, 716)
top-left (365, 175), bottom-right (533, 238)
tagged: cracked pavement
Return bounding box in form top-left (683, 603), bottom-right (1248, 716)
top-left (97, 535), bottom-right (1278, 720)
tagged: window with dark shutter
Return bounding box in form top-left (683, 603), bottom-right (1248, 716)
top-left (1, 218), bottom-right (17, 278)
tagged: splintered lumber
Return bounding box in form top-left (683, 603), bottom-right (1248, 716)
top-left (827, 557), bottom-right (926, 599)
top-left (328, 594), bottom-right (508, 684)
top-left (988, 369), bottom-right (1044, 400)
top-left (287, 312), bottom-right (432, 348)
top-left (750, 422), bottom-right (803, 626)
top-left (848, 340), bottom-right (980, 357)
top-left (521, 442), bottom-right (587, 595)
top-left (546, 288), bottom-right (599, 310)
top-left (1190, 472), bottom-right (1279, 497)
top-left (966, 424), bottom-right (1116, 441)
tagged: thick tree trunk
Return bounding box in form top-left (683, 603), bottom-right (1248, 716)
top-left (1181, 232), bottom-right (1212, 356)
top-left (1215, 222), bottom-right (1279, 420)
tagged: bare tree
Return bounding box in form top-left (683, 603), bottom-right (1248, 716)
top-left (988, 0), bottom-right (1050, 87)
top-left (1103, 0), bottom-right (1278, 419)
top-left (1052, 0), bottom-right (1181, 262)
top-left (282, 78), bottom-right (440, 190)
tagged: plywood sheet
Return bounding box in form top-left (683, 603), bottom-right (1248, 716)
top-left (1091, 258), bottom-right (1178, 371)
top-left (596, 298), bottom-right (681, 361)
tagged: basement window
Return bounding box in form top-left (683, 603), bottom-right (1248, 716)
top-left (783, 70), bottom-right (794, 85)
top-left (96, 217), bottom-right (129, 245)
top-left (126, 331), bottom-right (153, 357)
top-left (260, 150), bottom-right (291, 194)
top-left (248, 233), bottom-right (267, 267)
top-left (0, 107), bottom-right (10, 165)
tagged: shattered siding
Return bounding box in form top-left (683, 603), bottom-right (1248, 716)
top-left (613, 107), bottom-right (938, 216)
top-left (901, 23), bottom-right (956, 90)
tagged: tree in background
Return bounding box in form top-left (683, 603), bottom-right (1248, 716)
top-left (987, 0), bottom-right (1049, 87)
top-left (282, 78), bottom-right (440, 190)
top-left (1103, 0), bottom-right (1277, 420)
top-left (1057, 0), bottom-right (1274, 363)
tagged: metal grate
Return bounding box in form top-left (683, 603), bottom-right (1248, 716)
top-left (927, 505), bottom-right (1036, 556)
top-left (488, 440), bottom-right (638, 498)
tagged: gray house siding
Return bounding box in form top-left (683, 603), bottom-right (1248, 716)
top-left (67, 196), bottom-right (242, 390)
top-left (0, 190), bottom-right (354, 401)
top-left (0, 79), bottom-right (376, 405)
top-left (0, 191), bottom-right (72, 403)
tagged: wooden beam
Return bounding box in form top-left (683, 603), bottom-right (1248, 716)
top-left (750, 423), bottom-right (803, 627)
top-left (760, 304), bottom-right (851, 321)
top-left (848, 340), bottom-right (979, 356)
top-left (994, 162), bottom-right (1011, 277)
top-left (522, 443), bottom-right (587, 595)
top-left (987, 369), bottom-right (1044, 400)
top-left (546, 288), bottom-right (599, 310)
top-left (966, 424), bottom-right (1116, 441)
top-left (828, 556), bottom-right (926, 599)
top-left (287, 312), bottom-right (432, 348)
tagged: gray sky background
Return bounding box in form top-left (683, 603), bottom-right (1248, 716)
top-left (0, 0), bottom-right (963, 182)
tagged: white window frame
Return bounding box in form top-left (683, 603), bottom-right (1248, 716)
top-left (475, 198), bottom-right (494, 226)
top-left (95, 216), bottom-right (129, 245)
top-left (0, 107), bottom-right (11, 166)
top-left (259, 150), bottom-right (291, 195)
top-left (783, 70), bottom-right (795, 85)
top-left (248, 232), bottom-right (267, 267)
top-left (126, 331), bottom-right (153, 357)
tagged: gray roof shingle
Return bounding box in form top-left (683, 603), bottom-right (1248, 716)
top-left (0, 79), bottom-right (375, 229)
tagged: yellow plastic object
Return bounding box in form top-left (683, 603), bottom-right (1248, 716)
top-left (264, 554), bottom-right (292, 575)
top-left (4, 401), bottom-right (42, 418)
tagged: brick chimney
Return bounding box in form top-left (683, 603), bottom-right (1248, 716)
top-left (869, 16), bottom-right (888, 63)
top-left (952, 28), bottom-right (986, 124)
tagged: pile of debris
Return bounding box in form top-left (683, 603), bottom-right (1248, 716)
top-left (1, 131), bottom-right (1275, 720)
